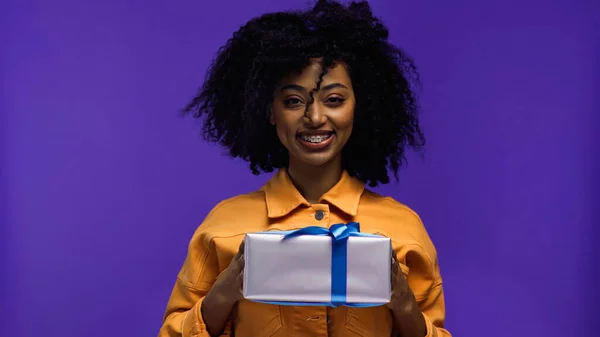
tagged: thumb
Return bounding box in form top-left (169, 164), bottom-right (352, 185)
top-left (234, 238), bottom-right (246, 258)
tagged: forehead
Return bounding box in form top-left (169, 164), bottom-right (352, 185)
top-left (279, 60), bottom-right (352, 88)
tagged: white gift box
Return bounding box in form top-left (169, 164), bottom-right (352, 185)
top-left (243, 224), bottom-right (391, 306)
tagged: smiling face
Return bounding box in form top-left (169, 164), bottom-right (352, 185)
top-left (270, 60), bottom-right (356, 171)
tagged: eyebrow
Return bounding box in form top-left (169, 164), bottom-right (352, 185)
top-left (279, 83), bottom-right (348, 93)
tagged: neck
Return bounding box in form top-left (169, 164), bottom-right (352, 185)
top-left (287, 156), bottom-right (343, 204)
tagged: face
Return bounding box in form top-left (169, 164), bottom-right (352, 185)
top-left (270, 60), bottom-right (355, 170)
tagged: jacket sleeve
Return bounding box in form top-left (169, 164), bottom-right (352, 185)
top-left (158, 220), bottom-right (232, 337)
top-left (390, 203), bottom-right (452, 337)
top-left (395, 241), bottom-right (452, 337)
top-left (418, 279), bottom-right (451, 337)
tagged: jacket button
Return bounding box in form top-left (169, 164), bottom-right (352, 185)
top-left (315, 210), bottom-right (324, 220)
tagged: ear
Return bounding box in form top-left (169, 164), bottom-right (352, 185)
top-left (269, 108), bottom-right (275, 125)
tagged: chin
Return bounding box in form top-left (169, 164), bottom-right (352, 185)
top-left (294, 153), bottom-right (339, 168)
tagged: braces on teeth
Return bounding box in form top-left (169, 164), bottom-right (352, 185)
top-left (301, 135), bottom-right (331, 143)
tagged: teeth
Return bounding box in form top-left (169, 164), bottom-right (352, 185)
top-left (300, 134), bottom-right (331, 143)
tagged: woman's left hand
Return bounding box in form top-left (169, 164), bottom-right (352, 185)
top-left (386, 251), bottom-right (428, 337)
top-left (386, 250), bottom-right (414, 313)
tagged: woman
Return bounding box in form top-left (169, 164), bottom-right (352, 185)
top-left (159, 1), bottom-right (451, 336)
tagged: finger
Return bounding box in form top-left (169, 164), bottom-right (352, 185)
top-left (391, 264), bottom-right (399, 283)
top-left (238, 270), bottom-right (245, 294)
top-left (229, 254), bottom-right (244, 276)
top-left (238, 253), bottom-right (245, 269)
top-left (391, 258), bottom-right (399, 272)
top-left (233, 239), bottom-right (246, 259)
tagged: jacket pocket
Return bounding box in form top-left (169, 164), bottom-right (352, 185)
top-left (235, 301), bottom-right (283, 337)
top-left (344, 306), bottom-right (393, 336)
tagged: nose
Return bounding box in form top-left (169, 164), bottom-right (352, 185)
top-left (304, 101), bottom-right (326, 127)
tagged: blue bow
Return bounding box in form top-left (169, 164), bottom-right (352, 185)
top-left (282, 221), bottom-right (361, 242)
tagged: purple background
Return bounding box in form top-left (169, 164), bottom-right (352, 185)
top-left (2, 0), bottom-right (599, 336)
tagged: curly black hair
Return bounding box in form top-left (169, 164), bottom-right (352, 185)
top-left (183, 0), bottom-right (424, 187)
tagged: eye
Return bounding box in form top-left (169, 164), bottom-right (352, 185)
top-left (284, 97), bottom-right (304, 107)
top-left (326, 96), bottom-right (346, 105)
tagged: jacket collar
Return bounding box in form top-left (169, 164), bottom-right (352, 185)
top-left (262, 169), bottom-right (365, 218)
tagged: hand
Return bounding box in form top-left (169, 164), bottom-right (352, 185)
top-left (386, 251), bottom-right (428, 337)
top-left (211, 239), bottom-right (246, 304)
top-left (387, 250), bottom-right (413, 313)
top-left (201, 240), bottom-right (245, 337)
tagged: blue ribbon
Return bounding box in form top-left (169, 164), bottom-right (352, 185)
top-left (252, 222), bottom-right (383, 307)
top-left (282, 222), bottom-right (360, 306)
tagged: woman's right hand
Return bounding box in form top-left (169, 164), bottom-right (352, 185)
top-left (209, 239), bottom-right (246, 304)
top-left (201, 240), bottom-right (246, 336)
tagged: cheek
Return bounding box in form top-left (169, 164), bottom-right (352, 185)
top-left (341, 124), bottom-right (354, 147)
top-left (272, 113), bottom-right (296, 145)
top-left (338, 105), bottom-right (355, 135)
top-left (275, 124), bottom-right (290, 145)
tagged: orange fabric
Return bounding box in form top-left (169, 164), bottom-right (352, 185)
top-left (159, 169), bottom-right (451, 337)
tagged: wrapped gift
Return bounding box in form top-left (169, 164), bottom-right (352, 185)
top-left (243, 222), bottom-right (391, 307)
